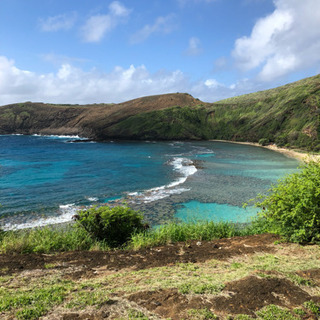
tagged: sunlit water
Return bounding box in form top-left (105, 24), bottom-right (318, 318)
top-left (0, 135), bottom-right (299, 230)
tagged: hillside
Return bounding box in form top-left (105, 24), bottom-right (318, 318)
top-left (0, 75), bottom-right (319, 149)
top-left (0, 93), bottom-right (203, 140)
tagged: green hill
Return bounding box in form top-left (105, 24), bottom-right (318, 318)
top-left (0, 74), bottom-right (319, 150)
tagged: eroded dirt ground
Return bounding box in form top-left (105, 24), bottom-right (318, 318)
top-left (1, 233), bottom-right (320, 319)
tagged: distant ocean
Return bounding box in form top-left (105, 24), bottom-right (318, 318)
top-left (0, 135), bottom-right (299, 230)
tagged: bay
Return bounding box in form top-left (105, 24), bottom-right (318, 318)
top-left (0, 135), bottom-right (298, 230)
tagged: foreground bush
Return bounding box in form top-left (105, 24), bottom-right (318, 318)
top-left (255, 161), bottom-right (320, 243)
top-left (74, 206), bottom-right (145, 247)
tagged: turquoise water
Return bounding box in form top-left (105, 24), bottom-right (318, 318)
top-left (175, 201), bottom-right (259, 223)
top-left (0, 135), bottom-right (299, 229)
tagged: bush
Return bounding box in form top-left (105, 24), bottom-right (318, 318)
top-left (255, 161), bottom-right (320, 243)
top-left (0, 227), bottom-right (5, 242)
top-left (258, 138), bottom-right (269, 146)
top-left (74, 206), bottom-right (144, 247)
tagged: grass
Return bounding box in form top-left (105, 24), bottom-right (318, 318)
top-left (0, 219), bottom-right (261, 254)
top-left (256, 305), bottom-right (299, 320)
top-left (187, 308), bottom-right (218, 319)
top-left (0, 279), bottom-right (72, 319)
top-left (0, 214), bottom-right (282, 254)
top-left (0, 224), bottom-right (106, 254)
top-left (129, 220), bottom-right (260, 250)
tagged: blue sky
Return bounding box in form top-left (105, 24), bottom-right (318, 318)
top-left (0, 0), bottom-right (319, 105)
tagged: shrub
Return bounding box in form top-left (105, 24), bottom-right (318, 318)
top-left (0, 228), bottom-right (4, 242)
top-left (74, 206), bottom-right (144, 247)
top-left (258, 138), bottom-right (269, 146)
top-left (254, 161), bottom-right (320, 243)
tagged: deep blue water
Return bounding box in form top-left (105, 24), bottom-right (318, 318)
top-left (0, 135), bottom-right (299, 229)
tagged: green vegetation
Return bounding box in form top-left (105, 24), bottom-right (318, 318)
top-left (74, 205), bottom-right (145, 247)
top-left (256, 305), bottom-right (299, 320)
top-left (108, 105), bottom-right (213, 140)
top-left (0, 219), bottom-right (260, 254)
top-left (178, 282), bottom-right (225, 294)
top-left (253, 161), bottom-right (320, 243)
top-left (129, 220), bottom-right (255, 250)
top-left (187, 308), bottom-right (218, 319)
top-left (303, 300), bottom-right (320, 315)
top-left (0, 279), bottom-right (72, 320)
top-left (0, 224), bottom-right (100, 254)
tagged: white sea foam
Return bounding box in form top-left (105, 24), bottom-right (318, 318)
top-left (86, 197), bottom-right (99, 202)
top-left (1, 203), bottom-right (78, 231)
top-left (127, 157), bottom-right (197, 203)
top-left (32, 134), bottom-right (86, 140)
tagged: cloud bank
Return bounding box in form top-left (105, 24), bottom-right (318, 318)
top-left (0, 55), bottom-right (246, 105)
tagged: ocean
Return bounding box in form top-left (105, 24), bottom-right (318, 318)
top-left (0, 135), bottom-right (299, 230)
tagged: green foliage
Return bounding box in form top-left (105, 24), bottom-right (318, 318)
top-left (110, 105), bottom-right (213, 140)
top-left (303, 300), bottom-right (320, 315)
top-left (256, 305), bottom-right (298, 320)
top-left (293, 308), bottom-right (306, 316)
top-left (0, 283), bottom-right (70, 319)
top-left (258, 138), bottom-right (270, 146)
top-left (0, 225), bottom-right (97, 254)
top-left (127, 309), bottom-right (150, 320)
top-left (254, 161), bottom-right (320, 243)
top-left (129, 220), bottom-right (256, 250)
top-left (178, 282), bottom-right (224, 294)
top-left (0, 227), bottom-right (4, 242)
top-left (187, 308), bottom-right (218, 319)
top-left (234, 315), bottom-right (254, 320)
top-left (75, 206), bottom-right (144, 247)
top-left (66, 290), bottom-right (110, 309)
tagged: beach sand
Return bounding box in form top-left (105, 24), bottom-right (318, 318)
top-left (212, 140), bottom-right (320, 163)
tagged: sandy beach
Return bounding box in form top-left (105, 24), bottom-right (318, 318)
top-left (212, 140), bottom-right (320, 163)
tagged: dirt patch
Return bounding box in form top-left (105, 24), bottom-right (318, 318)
top-left (0, 233), bottom-right (278, 276)
top-left (297, 268), bottom-right (320, 286)
top-left (127, 276), bottom-right (318, 319)
top-left (128, 289), bottom-right (210, 320)
top-left (212, 276), bottom-right (312, 316)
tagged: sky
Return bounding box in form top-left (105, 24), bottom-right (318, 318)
top-left (0, 0), bottom-right (320, 105)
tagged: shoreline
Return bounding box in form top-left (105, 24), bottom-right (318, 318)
top-left (212, 140), bottom-right (320, 163)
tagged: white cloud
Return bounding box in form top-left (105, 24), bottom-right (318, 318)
top-left (130, 14), bottom-right (176, 44)
top-left (204, 79), bottom-right (220, 88)
top-left (233, 0), bottom-right (320, 81)
top-left (39, 13), bottom-right (77, 32)
top-left (185, 37), bottom-right (202, 56)
top-left (0, 55), bottom-right (286, 106)
top-left (81, 1), bottom-right (130, 43)
top-left (0, 55), bottom-right (250, 105)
